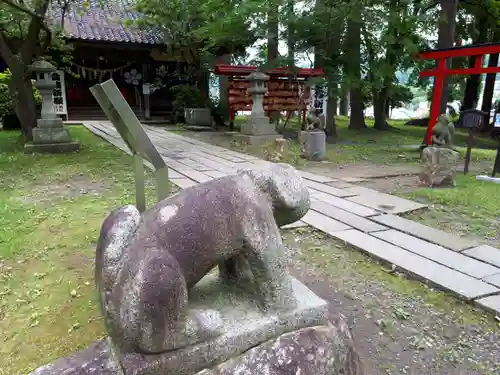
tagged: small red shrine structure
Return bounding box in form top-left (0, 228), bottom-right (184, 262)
top-left (214, 64), bottom-right (324, 125)
top-left (417, 42), bottom-right (500, 145)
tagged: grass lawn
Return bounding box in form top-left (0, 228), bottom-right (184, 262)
top-left (0, 126), bottom-right (176, 375)
top-left (403, 174), bottom-right (500, 245)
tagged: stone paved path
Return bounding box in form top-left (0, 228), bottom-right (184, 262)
top-left (83, 121), bottom-right (500, 316)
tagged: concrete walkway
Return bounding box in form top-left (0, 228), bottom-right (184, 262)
top-left (83, 121), bottom-right (500, 316)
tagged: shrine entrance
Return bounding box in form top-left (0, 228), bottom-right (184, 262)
top-left (417, 42), bottom-right (500, 145)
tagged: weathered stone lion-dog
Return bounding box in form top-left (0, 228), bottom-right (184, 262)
top-left (95, 163), bottom-right (311, 354)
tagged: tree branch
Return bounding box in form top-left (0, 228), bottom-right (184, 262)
top-left (1, 0), bottom-right (52, 63)
top-left (0, 29), bottom-right (17, 67)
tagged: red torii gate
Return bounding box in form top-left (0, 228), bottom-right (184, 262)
top-left (417, 42), bottom-right (500, 145)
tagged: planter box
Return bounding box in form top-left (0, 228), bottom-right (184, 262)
top-left (184, 108), bottom-right (212, 127)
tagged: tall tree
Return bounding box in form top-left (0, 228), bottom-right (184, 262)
top-left (481, 32), bottom-right (500, 127)
top-left (345, 5), bottom-right (365, 129)
top-left (267, 2), bottom-right (279, 64)
top-left (435, 0), bottom-right (458, 114)
top-left (460, 13), bottom-right (489, 110)
top-left (0, 0), bottom-right (72, 140)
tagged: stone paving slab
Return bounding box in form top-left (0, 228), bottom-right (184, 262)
top-left (462, 245), bottom-right (500, 268)
top-left (346, 186), bottom-right (427, 214)
top-left (371, 214), bottom-right (478, 252)
top-left (475, 295), bottom-right (500, 315)
top-left (332, 229), bottom-right (499, 300)
top-left (167, 169), bottom-right (184, 179)
top-left (298, 170), bottom-right (336, 183)
top-left (339, 177), bottom-right (368, 183)
top-left (169, 178), bottom-right (198, 189)
top-left (372, 230), bottom-right (500, 279)
top-left (281, 221), bottom-right (309, 230)
top-left (483, 273), bottom-right (500, 288)
top-left (174, 169), bottom-right (214, 183)
top-left (301, 210), bottom-right (351, 234)
top-left (327, 181), bottom-right (356, 189)
top-left (204, 170), bottom-right (228, 179)
top-left (311, 191), bottom-right (379, 217)
top-left (310, 200), bottom-right (387, 233)
top-left (305, 180), bottom-right (357, 198)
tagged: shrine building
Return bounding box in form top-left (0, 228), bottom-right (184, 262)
top-left (1, 1), bottom-right (196, 121)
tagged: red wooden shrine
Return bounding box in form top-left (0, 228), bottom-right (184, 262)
top-left (214, 64), bottom-right (324, 124)
top-left (416, 42), bottom-right (500, 145)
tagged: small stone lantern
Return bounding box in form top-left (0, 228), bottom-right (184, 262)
top-left (247, 71), bottom-right (269, 118)
top-left (24, 59), bottom-right (80, 153)
top-left (236, 70), bottom-right (283, 145)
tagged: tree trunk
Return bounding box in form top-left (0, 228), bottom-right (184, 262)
top-left (9, 70), bottom-right (36, 140)
top-left (436, 0), bottom-right (458, 114)
top-left (267, 6), bottom-right (279, 64)
top-left (372, 88), bottom-right (390, 130)
top-left (325, 76), bottom-right (337, 138)
top-left (346, 10), bottom-right (365, 129)
top-left (286, 0), bottom-right (295, 69)
top-left (481, 52), bottom-right (499, 128)
top-left (217, 54), bottom-right (231, 122)
top-left (339, 90), bottom-right (349, 116)
top-left (461, 18), bottom-right (488, 110)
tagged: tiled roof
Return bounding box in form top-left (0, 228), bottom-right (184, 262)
top-left (48, 0), bottom-right (164, 45)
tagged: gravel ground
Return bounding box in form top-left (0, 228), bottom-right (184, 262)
top-left (282, 228), bottom-right (500, 375)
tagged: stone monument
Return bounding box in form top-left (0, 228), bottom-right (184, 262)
top-left (419, 114), bottom-right (460, 187)
top-left (234, 71), bottom-right (284, 145)
top-left (298, 108), bottom-right (326, 161)
top-left (28, 163), bottom-right (362, 375)
top-left (24, 60), bottom-right (80, 154)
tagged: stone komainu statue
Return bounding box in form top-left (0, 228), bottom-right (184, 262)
top-left (29, 163), bottom-right (362, 375)
top-left (95, 163), bottom-right (311, 354)
top-left (430, 114), bottom-right (455, 147)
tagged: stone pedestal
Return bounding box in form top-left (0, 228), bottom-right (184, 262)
top-left (234, 116), bottom-right (283, 145)
top-left (299, 130), bottom-right (326, 161)
top-left (419, 146), bottom-right (460, 187)
top-left (234, 71), bottom-right (283, 145)
top-left (28, 272), bottom-right (361, 375)
top-left (24, 60), bottom-right (80, 154)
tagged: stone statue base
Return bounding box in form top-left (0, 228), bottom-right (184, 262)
top-left (419, 146), bottom-right (460, 187)
top-left (299, 130), bottom-right (326, 161)
top-left (234, 116), bottom-right (283, 145)
top-left (24, 118), bottom-right (80, 154)
top-left (28, 273), bottom-right (361, 375)
top-left (240, 116), bottom-right (277, 136)
top-left (233, 133), bottom-right (284, 145)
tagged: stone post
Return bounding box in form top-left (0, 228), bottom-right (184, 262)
top-left (24, 60), bottom-right (80, 154)
top-left (234, 71), bottom-right (283, 145)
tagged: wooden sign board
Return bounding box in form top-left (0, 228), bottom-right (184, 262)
top-left (90, 79), bottom-right (171, 211)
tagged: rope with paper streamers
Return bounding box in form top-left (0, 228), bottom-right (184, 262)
top-left (68, 61), bottom-right (133, 82)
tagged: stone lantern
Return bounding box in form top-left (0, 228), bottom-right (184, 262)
top-left (235, 70), bottom-right (283, 145)
top-left (24, 59), bottom-right (80, 153)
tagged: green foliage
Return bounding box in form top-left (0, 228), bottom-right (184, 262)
top-left (171, 84), bottom-right (207, 119)
top-left (0, 70), bottom-right (41, 118)
top-left (388, 84), bottom-right (414, 109)
top-left (132, 0), bottom-right (259, 68)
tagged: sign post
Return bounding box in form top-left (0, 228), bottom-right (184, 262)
top-left (90, 79), bottom-right (170, 211)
